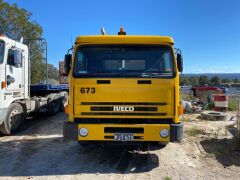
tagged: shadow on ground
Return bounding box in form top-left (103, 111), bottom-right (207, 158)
top-left (0, 112), bottom-right (67, 137)
top-left (0, 136), bottom-right (161, 176)
top-left (200, 137), bottom-right (240, 167)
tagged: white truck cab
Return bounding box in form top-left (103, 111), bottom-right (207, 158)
top-left (0, 35), bottom-right (68, 135)
top-left (0, 36), bottom-right (29, 132)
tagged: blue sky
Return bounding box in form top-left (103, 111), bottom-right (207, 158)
top-left (6, 0), bottom-right (240, 73)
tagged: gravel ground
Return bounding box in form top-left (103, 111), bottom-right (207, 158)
top-left (0, 112), bottom-right (240, 180)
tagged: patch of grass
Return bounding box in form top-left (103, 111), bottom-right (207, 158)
top-left (180, 116), bottom-right (189, 122)
top-left (186, 127), bottom-right (203, 137)
top-left (163, 177), bottom-right (172, 180)
top-left (181, 93), bottom-right (195, 102)
top-left (204, 102), bottom-right (215, 110)
top-left (228, 99), bottom-right (238, 111)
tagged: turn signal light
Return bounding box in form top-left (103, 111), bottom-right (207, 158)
top-left (1, 81), bottom-right (6, 89)
top-left (64, 105), bottom-right (69, 114)
top-left (178, 105), bottom-right (184, 115)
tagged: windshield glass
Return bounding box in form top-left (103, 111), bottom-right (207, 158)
top-left (73, 45), bottom-right (175, 78)
top-left (0, 41), bottom-right (5, 64)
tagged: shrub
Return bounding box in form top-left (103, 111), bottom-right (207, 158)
top-left (228, 99), bottom-right (238, 111)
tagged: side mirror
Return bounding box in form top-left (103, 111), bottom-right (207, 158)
top-left (177, 53), bottom-right (183, 73)
top-left (64, 54), bottom-right (72, 75)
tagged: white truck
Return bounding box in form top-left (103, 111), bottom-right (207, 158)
top-left (0, 35), bottom-right (68, 135)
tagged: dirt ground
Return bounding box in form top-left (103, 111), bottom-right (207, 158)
top-left (0, 112), bottom-right (240, 180)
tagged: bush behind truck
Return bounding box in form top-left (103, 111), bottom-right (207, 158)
top-left (63, 28), bottom-right (184, 145)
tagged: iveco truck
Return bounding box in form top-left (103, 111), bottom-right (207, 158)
top-left (63, 28), bottom-right (183, 144)
top-left (0, 35), bottom-right (68, 135)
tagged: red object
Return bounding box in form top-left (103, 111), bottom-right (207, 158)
top-left (59, 61), bottom-right (69, 84)
top-left (213, 94), bottom-right (228, 112)
top-left (214, 95), bottom-right (228, 101)
top-left (193, 86), bottom-right (223, 92)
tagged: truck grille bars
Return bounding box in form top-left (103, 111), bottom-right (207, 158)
top-left (74, 118), bottom-right (173, 124)
top-left (80, 102), bottom-right (167, 116)
top-left (81, 102), bottom-right (167, 105)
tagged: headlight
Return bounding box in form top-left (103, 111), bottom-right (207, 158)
top-left (160, 129), bottom-right (169, 138)
top-left (79, 128), bottom-right (88, 137)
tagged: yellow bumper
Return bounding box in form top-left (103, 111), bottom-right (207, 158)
top-left (77, 124), bottom-right (170, 142)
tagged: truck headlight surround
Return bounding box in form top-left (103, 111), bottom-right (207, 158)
top-left (79, 128), bottom-right (88, 137)
top-left (160, 129), bottom-right (169, 138)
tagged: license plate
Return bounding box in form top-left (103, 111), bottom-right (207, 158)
top-left (114, 133), bottom-right (134, 141)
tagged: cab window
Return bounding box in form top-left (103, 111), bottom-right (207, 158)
top-left (7, 49), bottom-right (22, 67)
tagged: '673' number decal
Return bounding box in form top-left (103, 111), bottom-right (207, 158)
top-left (80, 87), bottom-right (96, 94)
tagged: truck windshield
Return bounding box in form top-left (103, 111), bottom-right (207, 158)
top-left (73, 45), bottom-right (175, 78)
top-left (0, 41), bottom-right (5, 64)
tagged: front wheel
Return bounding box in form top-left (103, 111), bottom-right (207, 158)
top-left (0, 103), bottom-right (25, 135)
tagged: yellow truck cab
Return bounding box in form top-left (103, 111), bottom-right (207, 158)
top-left (63, 28), bottom-right (183, 144)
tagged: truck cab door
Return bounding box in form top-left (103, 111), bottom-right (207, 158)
top-left (5, 48), bottom-right (24, 99)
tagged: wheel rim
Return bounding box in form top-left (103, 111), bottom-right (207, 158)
top-left (9, 109), bottom-right (21, 130)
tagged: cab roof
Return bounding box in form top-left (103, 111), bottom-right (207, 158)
top-left (75, 35), bottom-right (174, 45)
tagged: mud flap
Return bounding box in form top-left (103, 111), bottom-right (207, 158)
top-left (63, 121), bottom-right (78, 141)
top-left (170, 122), bottom-right (183, 142)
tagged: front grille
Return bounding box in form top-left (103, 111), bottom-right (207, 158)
top-left (90, 106), bottom-right (158, 112)
top-left (74, 118), bottom-right (173, 124)
top-left (81, 102), bottom-right (167, 106)
top-left (104, 127), bottom-right (144, 133)
top-left (81, 102), bottom-right (168, 117)
top-left (81, 112), bottom-right (166, 116)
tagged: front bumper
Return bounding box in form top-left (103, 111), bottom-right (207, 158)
top-left (63, 121), bottom-right (183, 142)
top-left (0, 108), bottom-right (8, 125)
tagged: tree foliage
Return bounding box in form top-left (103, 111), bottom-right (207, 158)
top-left (180, 74), bottom-right (238, 87)
top-left (0, 0), bottom-right (59, 84)
top-left (48, 64), bottom-right (59, 82)
top-left (221, 78), bottom-right (231, 83)
top-left (0, 0), bottom-right (42, 40)
top-left (188, 76), bottom-right (199, 86)
top-left (210, 76), bottom-right (220, 86)
top-left (198, 75), bottom-right (209, 85)
top-left (180, 75), bottom-right (189, 86)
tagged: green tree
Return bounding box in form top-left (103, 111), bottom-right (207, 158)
top-left (198, 75), bottom-right (209, 85)
top-left (210, 76), bottom-right (220, 86)
top-left (48, 64), bottom-right (59, 81)
top-left (0, 0), bottom-right (42, 40)
top-left (189, 76), bottom-right (199, 86)
top-left (221, 78), bottom-right (231, 83)
top-left (0, 0), bottom-right (57, 84)
top-left (180, 75), bottom-right (189, 86)
top-left (233, 78), bottom-right (239, 83)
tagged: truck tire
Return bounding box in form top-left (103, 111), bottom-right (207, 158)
top-left (48, 94), bottom-right (61, 115)
top-left (59, 91), bottom-right (68, 112)
top-left (0, 103), bottom-right (24, 135)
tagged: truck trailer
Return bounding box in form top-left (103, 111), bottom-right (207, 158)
top-left (0, 35), bottom-right (68, 135)
top-left (63, 28), bottom-right (183, 145)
